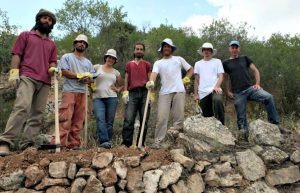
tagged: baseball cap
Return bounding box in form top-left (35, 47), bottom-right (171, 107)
top-left (229, 40), bottom-right (240, 47)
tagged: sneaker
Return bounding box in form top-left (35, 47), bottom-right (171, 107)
top-left (19, 142), bottom-right (34, 151)
top-left (99, 142), bottom-right (112, 149)
top-left (278, 126), bottom-right (292, 134)
top-left (239, 129), bottom-right (249, 141)
top-left (0, 142), bottom-right (10, 156)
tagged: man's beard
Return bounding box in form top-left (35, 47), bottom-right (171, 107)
top-left (34, 21), bottom-right (52, 35)
top-left (134, 53), bottom-right (144, 59)
top-left (75, 47), bottom-right (85, 53)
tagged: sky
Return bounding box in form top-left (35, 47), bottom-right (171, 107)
top-left (1, 0), bottom-right (300, 39)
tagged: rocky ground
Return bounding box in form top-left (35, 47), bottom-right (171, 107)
top-left (1, 115), bottom-right (300, 193)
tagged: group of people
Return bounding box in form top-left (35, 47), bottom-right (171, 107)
top-left (0, 9), bottom-right (282, 156)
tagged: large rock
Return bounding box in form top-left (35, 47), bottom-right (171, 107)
top-left (35, 178), bottom-right (70, 190)
top-left (248, 119), bottom-right (282, 146)
top-left (141, 162), bottom-right (161, 171)
top-left (291, 150), bottom-right (300, 163)
top-left (46, 186), bottom-right (69, 193)
top-left (171, 180), bottom-right (188, 193)
top-left (67, 163), bottom-right (77, 180)
top-left (261, 146), bottom-right (289, 164)
top-left (112, 160), bottom-right (127, 179)
top-left (184, 115), bottom-right (236, 148)
top-left (71, 177), bottom-right (87, 193)
top-left (0, 170), bottom-right (25, 190)
top-left (243, 181), bottom-right (279, 193)
top-left (15, 188), bottom-right (43, 193)
top-left (177, 133), bottom-right (213, 153)
top-left (24, 164), bottom-right (45, 187)
top-left (159, 162), bottom-right (183, 189)
top-left (49, 161), bottom-right (68, 178)
top-left (76, 168), bottom-right (97, 178)
top-left (143, 169), bottom-right (163, 193)
top-left (265, 165), bottom-right (300, 186)
top-left (205, 168), bottom-right (242, 187)
top-left (124, 156), bottom-right (140, 167)
top-left (105, 186), bottom-right (116, 193)
top-left (186, 173), bottom-right (205, 193)
top-left (170, 151), bottom-right (194, 170)
top-left (98, 167), bottom-right (118, 187)
top-left (92, 152), bottom-right (113, 169)
top-left (82, 175), bottom-right (103, 193)
top-left (126, 167), bottom-right (144, 192)
top-left (236, 149), bottom-right (266, 181)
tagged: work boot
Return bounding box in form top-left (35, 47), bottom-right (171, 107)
top-left (239, 129), bottom-right (249, 141)
top-left (278, 126), bottom-right (292, 134)
top-left (0, 141), bottom-right (10, 156)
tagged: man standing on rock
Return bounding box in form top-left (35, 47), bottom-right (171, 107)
top-left (0, 9), bottom-right (57, 156)
top-left (121, 42), bottom-right (153, 148)
top-left (146, 38), bottom-right (193, 148)
top-left (223, 40), bottom-right (280, 138)
top-left (51, 34), bottom-right (94, 149)
top-left (194, 42), bottom-right (225, 125)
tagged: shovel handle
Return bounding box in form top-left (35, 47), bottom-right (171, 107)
top-left (137, 90), bottom-right (151, 149)
top-left (54, 73), bottom-right (61, 152)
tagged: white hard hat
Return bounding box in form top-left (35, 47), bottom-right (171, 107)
top-left (104, 49), bottom-right (117, 59)
top-left (197, 42), bottom-right (217, 56)
top-left (158, 38), bottom-right (177, 52)
top-left (74, 34), bottom-right (88, 47)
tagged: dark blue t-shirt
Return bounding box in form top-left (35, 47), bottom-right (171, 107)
top-left (223, 55), bottom-right (253, 93)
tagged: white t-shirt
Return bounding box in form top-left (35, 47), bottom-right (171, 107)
top-left (152, 56), bottom-right (191, 95)
top-left (194, 58), bottom-right (224, 99)
top-left (92, 64), bottom-right (120, 99)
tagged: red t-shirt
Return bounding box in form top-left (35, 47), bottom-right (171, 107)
top-left (126, 60), bottom-right (151, 90)
top-left (11, 31), bottom-right (57, 85)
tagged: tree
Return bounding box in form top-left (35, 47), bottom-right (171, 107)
top-left (0, 9), bottom-right (17, 72)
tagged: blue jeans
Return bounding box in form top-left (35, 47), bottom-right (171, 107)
top-left (233, 86), bottom-right (279, 129)
top-left (122, 87), bottom-right (150, 147)
top-left (93, 97), bottom-right (118, 144)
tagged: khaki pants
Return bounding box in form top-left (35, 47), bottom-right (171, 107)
top-left (155, 92), bottom-right (185, 144)
top-left (51, 92), bottom-right (86, 148)
top-left (0, 76), bottom-right (50, 147)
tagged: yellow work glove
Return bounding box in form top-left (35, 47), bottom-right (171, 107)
top-left (182, 76), bottom-right (191, 85)
top-left (76, 72), bottom-right (92, 79)
top-left (149, 91), bottom-right (156, 103)
top-left (48, 67), bottom-right (61, 77)
top-left (8, 68), bottom-right (20, 88)
top-left (122, 91), bottom-right (129, 104)
top-left (90, 82), bottom-right (96, 92)
top-left (146, 80), bottom-right (155, 90)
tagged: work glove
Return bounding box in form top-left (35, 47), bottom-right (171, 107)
top-left (149, 91), bottom-right (156, 104)
top-left (122, 91), bottom-right (129, 104)
top-left (182, 76), bottom-right (191, 85)
top-left (48, 67), bottom-right (61, 77)
top-left (76, 72), bottom-right (92, 79)
top-left (8, 68), bottom-right (20, 88)
top-left (90, 82), bottom-right (96, 92)
top-left (146, 80), bottom-right (155, 90)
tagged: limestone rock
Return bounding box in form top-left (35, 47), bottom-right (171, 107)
top-left (141, 161), bottom-right (161, 171)
top-left (170, 149), bottom-right (185, 155)
top-left (0, 170), bottom-right (25, 190)
top-left (112, 160), bottom-right (127, 179)
top-left (105, 186), bottom-right (116, 193)
top-left (177, 132), bottom-right (213, 153)
top-left (35, 178), bottom-right (69, 190)
top-left (194, 160), bottom-right (211, 172)
top-left (71, 177), bottom-right (87, 193)
top-left (186, 173), bottom-right (205, 193)
top-left (92, 152), bottom-right (113, 169)
top-left (124, 156), bottom-right (140, 167)
top-left (171, 180), bottom-right (188, 193)
top-left (220, 154), bottom-right (237, 165)
top-left (76, 168), bottom-right (97, 178)
top-left (205, 168), bottom-right (242, 187)
top-left (67, 163), bottom-right (77, 180)
top-left (39, 158), bottom-right (50, 168)
top-left (24, 164), bottom-right (45, 187)
top-left (243, 181), bottom-right (279, 193)
top-left (46, 186), bottom-right (69, 193)
top-left (143, 169), bottom-right (163, 193)
top-left (49, 161), bottom-right (68, 178)
top-left (117, 179), bottom-right (127, 190)
top-left (236, 149), bottom-right (266, 181)
top-left (266, 165), bottom-right (300, 186)
top-left (170, 152), bottom-right (194, 170)
top-left (15, 188), bottom-right (43, 193)
top-left (214, 162), bottom-right (232, 174)
top-left (98, 167), bottom-right (118, 187)
top-left (261, 146), bottom-right (289, 164)
top-left (159, 162), bottom-right (183, 189)
top-left (291, 149), bottom-right (300, 163)
top-left (82, 175), bottom-right (103, 193)
top-left (126, 167), bottom-right (144, 192)
top-left (248, 119), bottom-right (282, 146)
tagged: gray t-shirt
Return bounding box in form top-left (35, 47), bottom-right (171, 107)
top-left (59, 53), bottom-right (94, 93)
top-left (92, 64), bottom-right (120, 99)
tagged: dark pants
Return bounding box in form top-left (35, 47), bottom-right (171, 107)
top-left (122, 87), bottom-right (150, 147)
top-left (200, 92), bottom-right (225, 125)
top-left (233, 86), bottom-right (279, 130)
